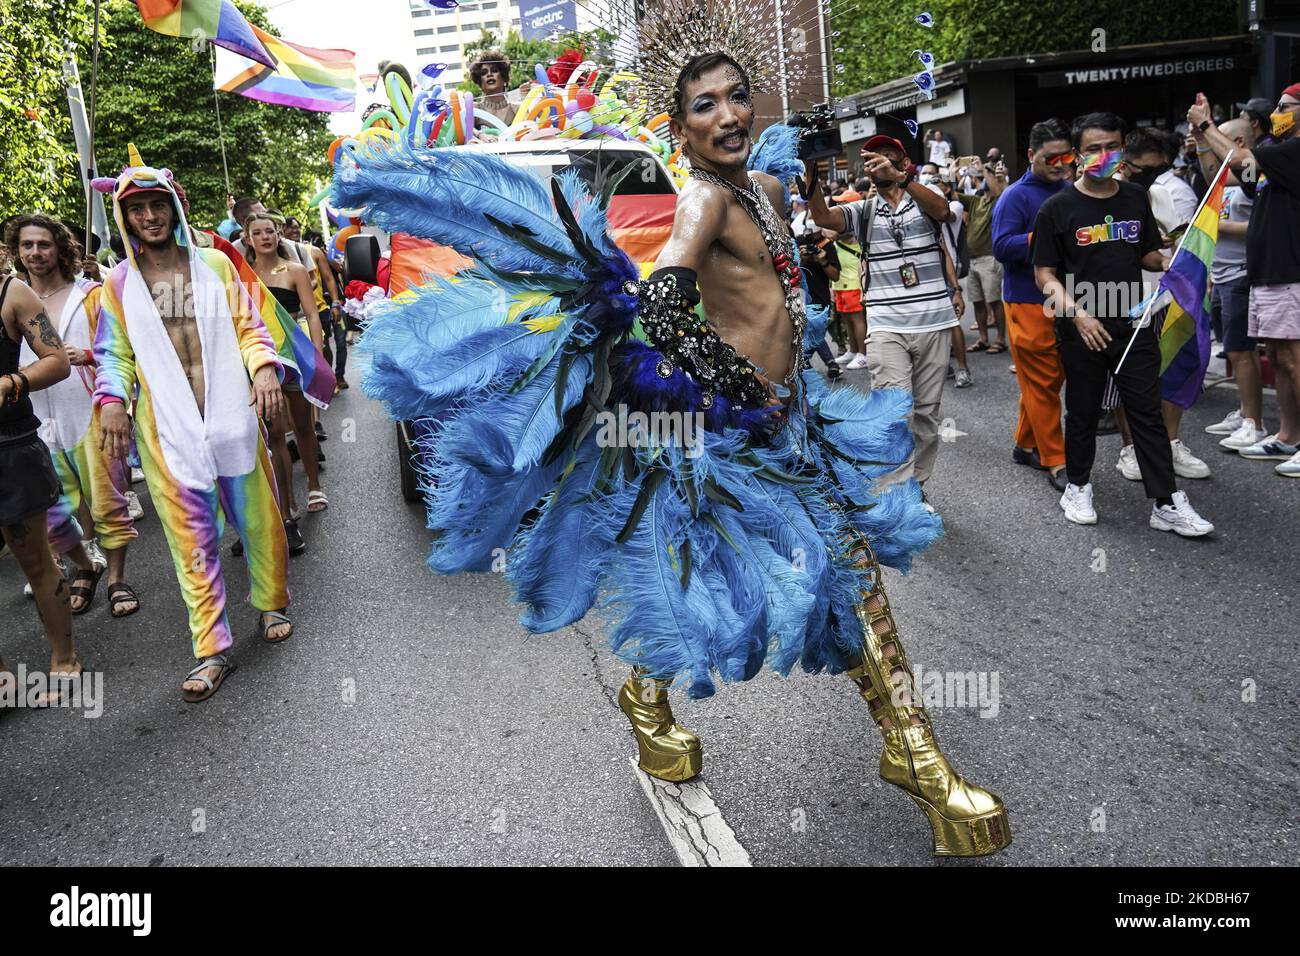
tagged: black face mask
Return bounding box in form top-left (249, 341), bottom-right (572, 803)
top-left (1127, 163), bottom-right (1169, 190)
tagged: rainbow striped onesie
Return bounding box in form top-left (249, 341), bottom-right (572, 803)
top-left (95, 243), bottom-right (289, 660)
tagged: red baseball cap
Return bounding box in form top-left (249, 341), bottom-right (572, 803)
top-left (1282, 82), bottom-right (1300, 101)
top-left (862, 134), bottom-right (907, 155)
top-left (116, 177), bottom-right (173, 205)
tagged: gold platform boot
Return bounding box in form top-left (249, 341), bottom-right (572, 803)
top-left (618, 668), bottom-right (703, 782)
top-left (844, 538), bottom-right (1012, 857)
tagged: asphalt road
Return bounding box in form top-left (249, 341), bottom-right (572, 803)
top-left (1, 342), bottom-right (1296, 867)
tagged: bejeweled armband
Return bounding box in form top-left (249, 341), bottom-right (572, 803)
top-left (624, 267), bottom-right (770, 409)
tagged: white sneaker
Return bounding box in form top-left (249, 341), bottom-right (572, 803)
top-left (1170, 439), bottom-right (1210, 479)
top-left (1204, 408), bottom-right (1242, 435)
top-left (83, 539), bottom-right (107, 571)
top-left (845, 354), bottom-right (870, 370)
top-left (1218, 418), bottom-right (1267, 451)
top-left (1237, 434), bottom-right (1298, 460)
top-left (1115, 444), bottom-right (1142, 481)
top-left (833, 351), bottom-right (858, 366)
top-left (1276, 450), bottom-right (1300, 478)
top-left (1060, 482), bottom-right (1098, 525)
top-left (1150, 490), bottom-right (1214, 537)
top-left (126, 490), bottom-right (145, 520)
top-left (130, 466), bottom-right (145, 484)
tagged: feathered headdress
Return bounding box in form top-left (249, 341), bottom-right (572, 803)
top-left (633, 0), bottom-right (807, 118)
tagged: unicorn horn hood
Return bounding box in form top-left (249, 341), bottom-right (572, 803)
top-left (92, 143), bottom-right (193, 269)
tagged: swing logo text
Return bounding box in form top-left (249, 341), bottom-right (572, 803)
top-left (50, 886), bottom-right (151, 936)
top-left (1074, 216), bottom-right (1143, 245)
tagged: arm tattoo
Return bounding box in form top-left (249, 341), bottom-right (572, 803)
top-left (23, 309), bottom-right (63, 351)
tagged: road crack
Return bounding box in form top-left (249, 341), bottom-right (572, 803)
top-left (574, 623), bottom-right (620, 712)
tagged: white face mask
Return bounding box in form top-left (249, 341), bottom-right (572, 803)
top-left (918, 173), bottom-right (939, 186)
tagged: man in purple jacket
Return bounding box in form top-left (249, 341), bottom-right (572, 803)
top-left (992, 118), bottom-right (1074, 492)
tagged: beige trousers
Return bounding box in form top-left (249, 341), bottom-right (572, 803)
top-left (865, 327), bottom-right (952, 485)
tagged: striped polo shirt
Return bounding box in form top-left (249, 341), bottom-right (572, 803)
top-left (842, 195), bottom-right (957, 334)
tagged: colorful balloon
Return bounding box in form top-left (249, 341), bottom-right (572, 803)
top-left (332, 224), bottom-right (359, 254)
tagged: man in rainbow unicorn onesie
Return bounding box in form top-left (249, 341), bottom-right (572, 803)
top-left (92, 149), bottom-right (292, 702)
top-left (6, 214), bottom-right (138, 617)
top-left (337, 40), bottom-right (1011, 854)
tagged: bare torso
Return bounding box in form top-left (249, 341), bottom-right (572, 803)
top-left (41, 285), bottom-right (73, 334)
top-left (138, 258), bottom-right (205, 415)
top-left (668, 173), bottom-right (794, 385)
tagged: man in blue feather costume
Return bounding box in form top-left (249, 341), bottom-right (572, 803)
top-left (334, 44), bottom-right (1011, 855)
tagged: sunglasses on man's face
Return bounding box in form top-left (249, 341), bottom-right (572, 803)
top-left (1042, 151), bottom-right (1076, 166)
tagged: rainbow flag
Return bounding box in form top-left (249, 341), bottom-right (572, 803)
top-left (208, 233), bottom-right (336, 408)
top-left (213, 24), bottom-right (356, 113)
top-left (133, 1), bottom-right (276, 68)
top-left (1153, 158), bottom-right (1231, 410)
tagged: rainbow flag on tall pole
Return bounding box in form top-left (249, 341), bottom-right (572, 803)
top-left (133, 0), bottom-right (276, 68)
top-left (213, 25), bottom-right (357, 113)
top-left (1117, 153), bottom-right (1233, 409)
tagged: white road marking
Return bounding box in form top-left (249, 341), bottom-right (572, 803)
top-left (629, 758), bottom-right (752, 867)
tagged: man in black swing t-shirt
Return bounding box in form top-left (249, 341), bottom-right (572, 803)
top-left (1032, 111), bottom-right (1213, 537)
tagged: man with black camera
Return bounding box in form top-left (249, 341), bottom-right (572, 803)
top-left (795, 222), bottom-right (843, 376)
top-left (804, 135), bottom-right (962, 507)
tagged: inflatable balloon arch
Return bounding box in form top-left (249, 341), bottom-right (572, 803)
top-left (310, 58), bottom-right (687, 261)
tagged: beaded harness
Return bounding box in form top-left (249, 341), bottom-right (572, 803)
top-left (624, 170), bottom-right (807, 412)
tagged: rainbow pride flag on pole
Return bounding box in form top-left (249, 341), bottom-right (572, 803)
top-left (133, 1), bottom-right (276, 68)
top-left (1152, 156), bottom-right (1232, 409)
top-left (213, 25), bottom-right (357, 113)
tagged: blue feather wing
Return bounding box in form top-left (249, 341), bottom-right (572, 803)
top-left (748, 123), bottom-right (802, 207)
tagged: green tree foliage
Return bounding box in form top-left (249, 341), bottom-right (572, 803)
top-left (0, 0), bottom-right (100, 217)
top-left (86, 0), bottom-right (333, 227)
top-left (460, 27), bottom-right (620, 94)
top-left (831, 3), bottom-right (1240, 97)
top-left (4, 0), bottom-right (332, 228)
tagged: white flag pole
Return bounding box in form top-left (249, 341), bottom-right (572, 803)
top-left (1114, 150), bottom-right (1233, 377)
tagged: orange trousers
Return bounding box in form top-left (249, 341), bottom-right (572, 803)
top-left (1005, 301), bottom-right (1066, 469)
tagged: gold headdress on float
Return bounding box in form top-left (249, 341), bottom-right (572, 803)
top-left (633, 0), bottom-right (810, 118)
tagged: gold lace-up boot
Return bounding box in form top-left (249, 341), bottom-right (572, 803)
top-left (844, 538), bottom-right (1012, 857)
top-left (618, 668), bottom-right (703, 782)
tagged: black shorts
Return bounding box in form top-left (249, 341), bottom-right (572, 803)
top-left (0, 433), bottom-right (60, 527)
